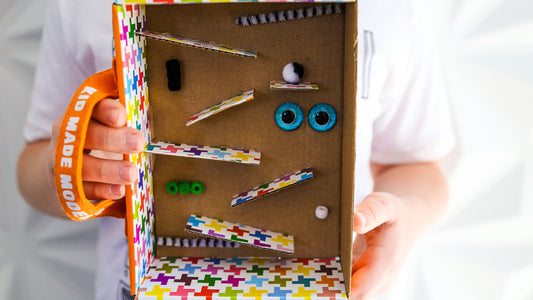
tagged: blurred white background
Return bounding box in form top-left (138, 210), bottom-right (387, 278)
top-left (1, 0), bottom-right (532, 299)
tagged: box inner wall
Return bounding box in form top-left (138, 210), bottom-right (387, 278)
top-left (145, 3), bottom-right (348, 258)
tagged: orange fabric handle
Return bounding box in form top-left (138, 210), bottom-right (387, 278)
top-left (54, 64), bottom-right (126, 221)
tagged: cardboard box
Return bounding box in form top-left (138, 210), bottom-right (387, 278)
top-left (112, 1), bottom-right (357, 298)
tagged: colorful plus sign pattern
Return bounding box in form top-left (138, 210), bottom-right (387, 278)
top-left (144, 142), bottom-right (261, 165)
top-left (116, 0), bottom-right (353, 3)
top-left (137, 257), bottom-right (347, 300)
top-left (231, 168), bottom-right (314, 207)
top-left (270, 80), bottom-right (320, 91)
top-left (185, 215), bottom-right (295, 254)
top-left (114, 4), bottom-right (155, 293)
top-left (136, 31), bottom-right (258, 58)
top-left (187, 90), bottom-right (255, 126)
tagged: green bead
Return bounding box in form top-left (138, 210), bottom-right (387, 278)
top-left (178, 181), bottom-right (191, 194)
top-left (166, 181), bottom-right (178, 194)
top-left (191, 182), bottom-right (204, 194)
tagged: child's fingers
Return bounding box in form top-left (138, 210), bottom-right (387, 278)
top-left (85, 120), bottom-right (144, 154)
top-left (92, 99), bottom-right (127, 128)
top-left (353, 192), bottom-right (399, 234)
top-left (350, 247), bottom-right (386, 299)
top-left (350, 232), bottom-right (399, 299)
top-left (82, 154), bottom-right (138, 185)
top-left (83, 182), bottom-right (125, 200)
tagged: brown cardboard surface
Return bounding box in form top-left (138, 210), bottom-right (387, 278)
top-left (341, 2), bottom-right (358, 290)
top-left (145, 3), bottom-right (356, 261)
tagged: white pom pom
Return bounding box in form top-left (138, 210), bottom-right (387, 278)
top-left (282, 62), bottom-right (304, 84)
top-left (315, 205), bottom-right (329, 219)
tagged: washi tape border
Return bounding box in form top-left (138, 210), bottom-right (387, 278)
top-left (231, 168), bottom-right (313, 207)
top-left (185, 214), bottom-right (295, 254)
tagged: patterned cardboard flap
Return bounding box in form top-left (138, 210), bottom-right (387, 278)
top-left (270, 81), bottom-right (320, 91)
top-left (145, 142), bottom-right (261, 165)
top-left (187, 90), bottom-right (255, 126)
top-left (185, 215), bottom-right (295, 254)
top-left (114, 3), bottom-right (155, 294)
top-left (138, 257), bottom-right (347, 299)
top-left (137, 32), bottom-right (258, 58)
top-left (231, 168), bottom-right (313, 207)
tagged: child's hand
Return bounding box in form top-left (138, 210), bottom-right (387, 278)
top-left (49, 99), bottom-right (144, 200)
top-left (348, 161), bottom-right (448, 299)
top-left (350, 192), bottom-right (415, 299)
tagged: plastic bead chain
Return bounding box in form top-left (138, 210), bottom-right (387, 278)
top-left (236, 4), bottom-right (342, 27)
top-left (156, 237), bottom-right (241, 248)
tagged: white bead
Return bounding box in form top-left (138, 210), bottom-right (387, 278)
top-left (315, 205), bottom-right (329, 219)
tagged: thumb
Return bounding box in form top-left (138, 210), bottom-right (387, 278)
top-left (353, 192), bottom-right (399, 234)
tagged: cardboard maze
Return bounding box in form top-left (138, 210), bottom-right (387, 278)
top-left (145, 2), bottom-right (352, 260)
top-left (116, 1), bottom-right (357, 298)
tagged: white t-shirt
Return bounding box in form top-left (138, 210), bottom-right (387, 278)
top-left (24, 0), bottom-right (454, 299)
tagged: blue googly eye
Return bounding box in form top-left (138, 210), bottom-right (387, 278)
top-left (308, 103), bottom-right (336, 131)
top-left (275, 103), bottom-right (304, 131)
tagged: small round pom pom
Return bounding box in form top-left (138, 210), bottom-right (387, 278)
top-left (282, 62), bottom-right (304, 84)
top-left (315, 205), bottom-right (329, 219)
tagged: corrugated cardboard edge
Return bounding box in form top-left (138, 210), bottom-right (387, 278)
top-left (340, 2), bottom-right (357, 296)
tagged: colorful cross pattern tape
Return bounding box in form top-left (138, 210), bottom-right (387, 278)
top-left (115, 4), bottom-right (155, 292)
top-left (145, 141), bottom-right (261, 165)
top-left (136, 31), bottom-right (258, 58)
top-left (137, 257), bottom-right (347, 300)
top-left (270, 80), bottom-right (319, 91)
top-left (116, 0), bottom-right (354, 4)
top-left (187, 90), bottom-right (255, 126)
top-left (185, 215), bottom-right (294, 254)
top-left (231, 168), bottom-right (313, 207)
